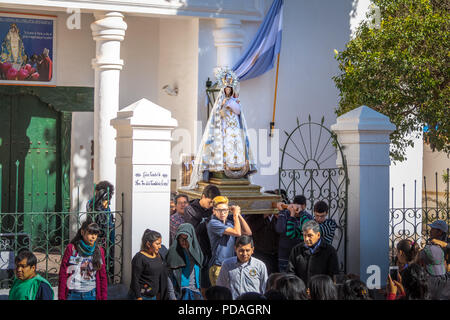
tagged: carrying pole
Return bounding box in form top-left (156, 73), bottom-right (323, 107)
top-left (270, 53), bottom-right (281, 137)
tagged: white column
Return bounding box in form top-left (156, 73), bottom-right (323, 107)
top-left (213, 18), bottom-right (244, 68)
top-left (91, 12), bottom-right (127, 207)
top-left (111, 98), bottom-right (177, 287)
top-left (331, 106), bottom-right (396, 287)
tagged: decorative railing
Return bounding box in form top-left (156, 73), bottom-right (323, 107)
top-left (0, 209), bottom-right (123, 289)
top-left (279, 117), bottom-right (348, 273)
top-left (389, 169), bottom-right (449, 262)
top-left (0, 161), bottom-right (123, 288)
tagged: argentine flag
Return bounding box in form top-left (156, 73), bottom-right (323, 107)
top-left (233, 0), bottom-right (283, 81)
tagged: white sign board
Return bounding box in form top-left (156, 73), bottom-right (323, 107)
top-left (133, 165), bottom-right (170, 193)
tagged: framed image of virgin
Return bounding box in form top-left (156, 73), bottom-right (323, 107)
top-left (0, 12), bottom-right (56, 86)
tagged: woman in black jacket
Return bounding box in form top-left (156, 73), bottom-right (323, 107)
top-left (129, 230), bottom-right (169, 300)
top-left (166, 223), bottom-right (204, 300)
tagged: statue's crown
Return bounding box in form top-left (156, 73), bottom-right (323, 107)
top-left (215, 67), bottom-right (239, 89)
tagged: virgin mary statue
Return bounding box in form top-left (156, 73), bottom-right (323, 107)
top-left (185, 67), bottom-right (257, 189)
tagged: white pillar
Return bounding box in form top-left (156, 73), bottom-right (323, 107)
top-left (213, 18), bottom-right (244, 68)
top-left (111, 98), bottom-right (177, 287)
top-left (91, 12), bottom-right (127, 207)
top-left (331, 106), bottom-right (396, 286)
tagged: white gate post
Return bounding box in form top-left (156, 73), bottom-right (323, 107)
top-left (111, 98), bottom-right (177, 287)
top-left (331, 106), bottom-right (396, 286)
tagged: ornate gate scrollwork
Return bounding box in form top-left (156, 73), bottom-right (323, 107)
top-left (279, 116), bottom-right (349, 272)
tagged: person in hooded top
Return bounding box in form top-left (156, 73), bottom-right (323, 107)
top-left (166, 223), bottom-right (204, 300)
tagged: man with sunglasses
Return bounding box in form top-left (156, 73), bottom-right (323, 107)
top-left (206, 196), bottom-right (252, 286)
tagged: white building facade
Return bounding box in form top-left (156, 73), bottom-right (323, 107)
top-left (0, 0), bottom-right (374, 210)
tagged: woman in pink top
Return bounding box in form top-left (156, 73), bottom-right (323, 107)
top-left (58, 219), bottom-right (108, 300)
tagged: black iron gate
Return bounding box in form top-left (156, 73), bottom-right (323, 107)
top-left (279, 116), bottom-right (348, 272)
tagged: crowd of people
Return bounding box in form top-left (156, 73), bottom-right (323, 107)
top-left (7, 183), bottom-right (450, 300)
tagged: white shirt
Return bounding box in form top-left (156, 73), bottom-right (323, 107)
top-left (216, 256), bottom-right (268, 299)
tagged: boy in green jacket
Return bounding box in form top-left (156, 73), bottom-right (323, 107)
top-left (9, 250), bottom-right (54, 300)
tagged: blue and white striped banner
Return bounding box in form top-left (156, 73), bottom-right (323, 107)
top-left (233, 0), bottom-right (283, 81)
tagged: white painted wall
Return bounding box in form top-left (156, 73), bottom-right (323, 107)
top-left (197, 0), bottom-right (354, 192)
top-left (423, 143), bottom-right (450, 203)
top-left (349, 0), bottom-right (374, 39)
top-left (390, 132), bottom-right (424, 209)
top-left (56, 12), bottom-right (95, 86)
top-left (157, 17), bottom-right (199, 187)
top-left (120, 15), bottom-right (159, 109)
top-left (70, 112), bottom-right (94, 213)
top-left (388, 131), bottom-right (424, 248)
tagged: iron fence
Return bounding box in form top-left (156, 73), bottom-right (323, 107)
top-left (0, 161), bottom-right (123, 288)
top-left (389, 168), bottom-right (449, 262)
top-left (0, 209), bottom-right (123, 289)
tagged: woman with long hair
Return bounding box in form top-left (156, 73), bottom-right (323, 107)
top-left (58, 219), bottom-right (107, 300)
top-left (86, 180), bottom-right (115, 282)
top-left (340, 279), bottom-right (371, 300)
top-left (307, 275), bottom-right (338, 300)
top-left (396, 239), bottom-right (419, 273)
top-left (129, 229), bottom-right (169, 300)
top-left (273, 274), bottom-right (308, 300)
top-left (387, 263), bottom-right (430, 300)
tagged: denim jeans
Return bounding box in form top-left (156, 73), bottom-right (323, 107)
top-left (68, 289), bottom-right (96, 300)
top-left (181, 288), bottom-right (203, 300)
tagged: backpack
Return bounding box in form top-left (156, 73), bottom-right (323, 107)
top-left (195, 216), bottom-right (212, 267)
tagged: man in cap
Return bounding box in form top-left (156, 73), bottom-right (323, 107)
top-left (428, 220), bottom-right (449, 273)
top-left (418, 230), bottom-right (450, 299)
top-left (428, 220), bottom-right (449, 247)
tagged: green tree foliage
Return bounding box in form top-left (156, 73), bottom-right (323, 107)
top-left (333, 0), bottom-right (449, 161)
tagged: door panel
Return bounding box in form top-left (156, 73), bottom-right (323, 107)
top-left (0, 94), bottom-right (61, 243)
top-left (0, 96), bottom-right (12, 214)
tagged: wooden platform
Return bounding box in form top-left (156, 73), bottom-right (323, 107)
top-left (179, 176), bottom-right (280, 215)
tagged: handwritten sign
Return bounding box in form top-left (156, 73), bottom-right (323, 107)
top-left (133, 165), bottom-right (170, 192)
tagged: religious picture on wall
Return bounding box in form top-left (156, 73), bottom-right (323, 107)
top-left (0, 12), bottom-right (56, 86)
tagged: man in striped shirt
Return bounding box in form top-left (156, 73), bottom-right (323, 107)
top-left (286, 200), bottom-right (337, 246)
top-left (275, 195), bottom-right (311, 272)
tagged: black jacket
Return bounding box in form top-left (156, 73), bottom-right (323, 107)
top-left (184, 199), bottom-right (214, 265)
top-left (286, 239), bottom-right (339, 284)
top-left (245, 214), bottom-right (279, 255)
top-left (184, 199), bottom-right (212, 228)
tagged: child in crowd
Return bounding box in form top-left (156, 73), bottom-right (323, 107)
top-left (58, 219), bottom-right (107, 300)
